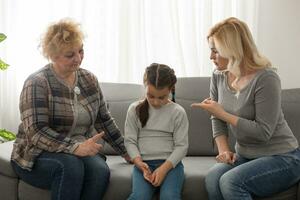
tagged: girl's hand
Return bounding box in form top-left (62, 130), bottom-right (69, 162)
top-left (74, 132), bottom-right (104, 157)
top-left (151, 166), bottom-right (169, 187)
top-left (151, 161), bottom-right (173, 187)
top-left (216, 151), bottom-right (237, 164)
top-left (133, 157), bottom-right (153, 183)
top-left (191, 98), bottom-right (226, 119)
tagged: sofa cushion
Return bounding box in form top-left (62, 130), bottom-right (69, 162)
top-left (99, 82), bottom-right (144, 155)
top-left (104, 156), bottom-right (216, 200)
top-left (176, 77), bottom-right (216, 156)
top-left (281, 88), bottom-right (300, 143)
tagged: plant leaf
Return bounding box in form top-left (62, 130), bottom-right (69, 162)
top-left (0, 59), bottom-right (9, 70)
top-left (0, 129), bottom-right (16, 141)
top-left (0, 33), bottom-right (7, 43)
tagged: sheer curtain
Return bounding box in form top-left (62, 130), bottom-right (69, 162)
top-left (0, 0), bottom-right (258, 132)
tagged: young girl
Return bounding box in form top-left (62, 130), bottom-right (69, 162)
top-left (125, 63), bottom-right (189, 200)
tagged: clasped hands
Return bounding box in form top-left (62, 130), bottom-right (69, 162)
top-left (134, 157), bottom-right (169, 187)
top-left (216, 151), bottom-right (237, 164)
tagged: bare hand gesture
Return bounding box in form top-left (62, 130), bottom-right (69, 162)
top-left (74, 132), bottom-right (104, 157)
top-left (191, 98), bottom-right (226, 119)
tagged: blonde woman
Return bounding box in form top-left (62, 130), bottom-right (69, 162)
top-left (192, 17), bottom-right (300, 200)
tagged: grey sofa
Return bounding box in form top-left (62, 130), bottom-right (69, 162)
top-left (0, 77), bottom-right (300, 200)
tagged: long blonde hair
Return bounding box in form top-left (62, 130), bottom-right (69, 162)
top-left (207, 17), bottom-right (271, 77)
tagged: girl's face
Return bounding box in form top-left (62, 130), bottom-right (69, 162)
top-left (52, 44), bottom-right (84, 74)
top-left (146, 84), bottom-right (171, 109)
top-left (208, 37), bottom-right (228, 71)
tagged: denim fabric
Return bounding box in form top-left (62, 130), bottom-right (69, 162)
top-left (205, 148), bottom-right (300, 200)
top-left (11, 152), bottom-right (110, 200)
top-left (127, 160), bottom-right (184, 200)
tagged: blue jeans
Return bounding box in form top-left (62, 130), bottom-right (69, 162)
top-left (11, 152), bottom-right (110, 200)
top-left (127, 160), bottom-right (184, 200)
top-left (205, 148), bottom-right (300, 200)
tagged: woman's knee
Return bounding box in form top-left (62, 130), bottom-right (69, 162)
top-left (219, 171), bottom-right (240, 194)
top-left (83, 156), bottom-right (111, 181)
top-left (51, 154), bottom-right (84, 181)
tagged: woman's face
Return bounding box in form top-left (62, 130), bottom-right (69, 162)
top-left (208, 38), bottom-right (228, 71)
top-left (52, 44), bottom-right (84, 74)
top-left (146, 84), bottom-right (171, 109)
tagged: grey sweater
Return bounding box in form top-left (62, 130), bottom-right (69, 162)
top-left (211, 68), bottom-right (298, 159)
top-left (124, 101), bottom-right (189, 167)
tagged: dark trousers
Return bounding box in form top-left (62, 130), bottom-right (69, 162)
top-left (11, 152), bottom-right (110, 200)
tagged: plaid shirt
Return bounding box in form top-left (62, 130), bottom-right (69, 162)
top-left (11, 64), bottom-right (127, 170)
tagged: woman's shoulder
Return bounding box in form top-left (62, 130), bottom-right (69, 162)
top-left (24, 64), bottom-right (51, 85)
top-left (77, 68), bottom-right (98, 80)
top-left (211, 69), bottom-right (227, 81)
top-left (255, 67), bottom-right (280, 83)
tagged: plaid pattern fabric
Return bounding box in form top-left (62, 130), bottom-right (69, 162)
top-left (11, 64), bottom-right (127, 170)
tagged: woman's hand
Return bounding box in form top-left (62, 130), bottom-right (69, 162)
top-left (74, 132), bottom-right (104, 157)
top-left (216, 151), bottom-right (237, 164)
top-left (192, 97), bottom-right (239, 126)
top-left (191, 98), bottom-right (226, 119)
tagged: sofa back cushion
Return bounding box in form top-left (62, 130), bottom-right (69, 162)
top-left (100, 79), bottom-right (300, 157)
top-left (176, 77), bottom-right (216, 156)
top-left (281, 88), bottom-right (300, 144)
top-left (100, 82), bottom-right (144, 155)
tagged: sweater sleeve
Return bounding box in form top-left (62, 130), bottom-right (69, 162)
top-left (20, 77), bottom-right (79, 154)
top-left (166, 106), bottom-right (189, 167)
top-left (124, 103), bottom-right (141, 159)
top-left (235, 71), bottom-right (281, 143)
top-left (210, 71), bottom-right (228, 138)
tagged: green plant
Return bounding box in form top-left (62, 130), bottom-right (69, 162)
top-left (0, 33), bottom-right (9, 70)
top-left (0, 33), bottom-right (14, 142)
top-left (0, 129), bottom-right (16, 142)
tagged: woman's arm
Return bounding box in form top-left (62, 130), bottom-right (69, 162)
top-left (94, 82), bottom-right (127, 156)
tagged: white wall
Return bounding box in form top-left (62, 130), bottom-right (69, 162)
top-left (257, 0), bottom-right (300, 89)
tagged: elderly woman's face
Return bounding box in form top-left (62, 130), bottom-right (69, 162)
top-left (208, 38), bottom-right (228, 71)
top-left (52, 44), bottom-right (84, 73)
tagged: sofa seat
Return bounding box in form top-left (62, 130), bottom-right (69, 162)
top-left (1, 142), bottom-right (298, 200)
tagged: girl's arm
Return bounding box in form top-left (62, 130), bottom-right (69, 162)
top-left (124, 103), bottom-right (141, 160)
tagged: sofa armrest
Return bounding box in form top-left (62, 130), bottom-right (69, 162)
top-left (0, 141), bottom-right (17, 177)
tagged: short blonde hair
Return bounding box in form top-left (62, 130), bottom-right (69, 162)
top-left (40, 18), bottom-right (84, 60)
top-left (207, 17), bottom-right (271, 77)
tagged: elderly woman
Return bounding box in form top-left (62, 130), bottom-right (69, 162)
top-left (11, 18), bottom-right (130, 200)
